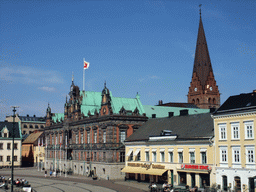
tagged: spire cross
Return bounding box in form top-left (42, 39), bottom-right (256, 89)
top-left (199, 4), bottom-right (202, 16)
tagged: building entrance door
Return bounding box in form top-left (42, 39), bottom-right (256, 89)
top-left (191, 173), bottom-right (195, 187)
top-left (222, 176), bottom-right (227, 191)
top-left (234, 176), bottom-right (241, 192)
top-left (249, 177), bottom-right (256, 192)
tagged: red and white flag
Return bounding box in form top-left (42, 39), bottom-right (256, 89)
top-left (84, 61), bottom-right (90, 69)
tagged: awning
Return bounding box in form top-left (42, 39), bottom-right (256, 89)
top-left (121, 167), bottom-right (167, 176)
top-left (134, 148), bottom-right (141, 156)
top-left (126, 148), bottom-right (133, 157)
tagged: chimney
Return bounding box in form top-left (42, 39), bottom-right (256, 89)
top-left (253, 90), bottom-right (256, 93)
top-left (27, 114), bottom-right (29, 117)
top-left (158, 100), bottom-right (163, 105)
top-left (168, 112), bottom-right (174, 118)
top-left (180, 109), bottom-right (188, 116)
top-left (152, 114), bottom-right (156, 118)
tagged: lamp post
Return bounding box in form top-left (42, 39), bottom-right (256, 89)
top-left (11, 106), bottom-right (18, 192)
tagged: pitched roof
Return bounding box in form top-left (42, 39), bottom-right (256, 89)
top-left (125, 113), bottom-right (214, 142)
top-left (158, 102), bottom-right (199, 108)
top-left (19, 115), bottom-right (46, 122)
top-left (0, 122), bottom-right (21, 139)
top-left (214, 91), bottom-right (256, 115)
top-left (23, 131), bottom-right (43, 144)
top-left (193, 14), bottom-right (213, 88)
top-left (143, 105), bottom-right (209, 118)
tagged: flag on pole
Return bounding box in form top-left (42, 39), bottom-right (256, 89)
top-left (84, 61), bottom-right (90, 69)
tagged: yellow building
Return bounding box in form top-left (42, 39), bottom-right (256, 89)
top-left (123, 111), bottom-right (216, 188)
top-left (212, 91), bottom-right (256, 192)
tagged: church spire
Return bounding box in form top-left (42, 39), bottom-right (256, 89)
top-left (192, 7), bottom-right (213, 88)
top-left (187, 7), bottom-right (220, 109)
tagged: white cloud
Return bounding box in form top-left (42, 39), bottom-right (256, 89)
top-left (0, 66), bottom-right (64, 85)
top-left (38, 86), bottom-right (56, 92)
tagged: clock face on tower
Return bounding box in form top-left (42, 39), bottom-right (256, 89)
top-left (103, 108), bottom-right (106, 114)
top-left (210, 87), bottom-right (213, 91)
top-left (194, 87), bottom-right (197, 92)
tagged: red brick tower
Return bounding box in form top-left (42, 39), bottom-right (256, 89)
top-left (188, 10), bottom-right (220, 109)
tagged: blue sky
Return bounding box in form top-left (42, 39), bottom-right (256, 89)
top-left (0, 0), bottom-right (255, 119)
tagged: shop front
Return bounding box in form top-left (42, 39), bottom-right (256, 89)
top-left (177, 164), bottom-right (211, 187)
top-left (122, 163), bottom-right (169, 184)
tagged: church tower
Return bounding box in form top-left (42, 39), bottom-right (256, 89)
top-left (188, 9), bottom-right (220, 109)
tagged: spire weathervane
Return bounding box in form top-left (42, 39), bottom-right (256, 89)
top-left (199, 4), bottom-right (202, 16)
top-left (72, 72), bottom-right (74, 82)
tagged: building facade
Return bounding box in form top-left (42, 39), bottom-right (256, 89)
top-left (5, 114), bottom-right (46, 135)
top-left (212, 91), bottom-right (256, 192)
top-left (0, 122), bottom-right (22, 168)
top-left (44, 80), bottom-right (148, 180)
top-left (187, 12), bottom-right (220, 109)
top-left (123, 112), bottom-right (216, 188)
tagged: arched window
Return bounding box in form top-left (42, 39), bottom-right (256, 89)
top-left (192, 99), bottom-right (195, 104)
top-left (196, 98), bottom-right (200, 104)
top-left (35, 125), bottom-right (39, 129)
top-left (30, 125), bottom-right (33, 129)
top-left (40, 125), bottom-right (44, 129)
top-left (23, 124), bottom-right (27, 128)
top-left (213, 98), bottom-right (216, 105)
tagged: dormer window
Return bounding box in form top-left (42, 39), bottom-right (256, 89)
top-left (1, 126), bottom-right (9, 138)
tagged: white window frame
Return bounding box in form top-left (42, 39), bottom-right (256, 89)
top-left (152, 152), bottom-right (157, 162)
top-left (160, 151), bottom-right (165, 162)
top-left (190, 151), bottom-right (195, 164)
top-left (94, 131), bottom-right (97, 143)
top-left (246, 146), bottom-right (255, 164)
top-left (145, 151), bottom-right (149, 162)
top-left (87, 132), bottom-right (90, 144)
top-left (220, 147), bottom-right (228, 163)
top-left (201, 151), bottom-right (207, 164)
top-left (120, 131), bottom-right (126, 143)
top-left (232, 147), bottom-right (241, 164)
top-left (231, 122), bottom-right (240, 140)
top-left (81, 133), bottom-right (84, 144)
top-left (168, 151), bottom-right (173, 163)
top-left (178, 152), bottom-right (183, 163)
top-left (219, 123), bottom-right (227, 140)
top-left (244, 121), bottom-right (254, 140)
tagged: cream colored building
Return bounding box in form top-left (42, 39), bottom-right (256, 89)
top-left (123, 111), bottom-right (216, 188)
top-left (212, 91), bottom-right (256, 192)
top-left (0, 122), bottom-right (22, 167)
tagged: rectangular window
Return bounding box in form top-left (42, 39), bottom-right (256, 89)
top-left (76, 134), bottom-right (78, 144)
top-left (13, 156), bottom-right (17, 162)
top-left (0, 156), bottom-right (2, 161)
top-left (136, 152), bottom-right (141, 161)
top-left (178, 152), bottom-right (183, 163)
top-left (7, 156), bottom-right (10, 161)
top-left (7, 143), bottom-right (11, 150)
top-left (4, 133), bottom-right (7, 138)
top-left (94, 152), bottom-right (97, 161)
top-left (55, 136), bottom-right (58, 145)
top-left (120, 152), bottom-right (125, 162)
top-left (60, 135), bottom-right (62, 144)
top-left (232, 148), bottom-right (241, 163)
top-left (245, 122), bottom-right (254, 139)
top-left (221, 149), bottom-right (227, 162)
top-left (0, 143), bottom-right (3, 150)
top-left (169, 152), bottom-right (173, 163)
top-left (14, 143), bottom-right (18, 150)
top-left (190, 152), bottom-right (195, 164)
top-left (231, 123), bottom-right (240, 139)
top-left (145, 151), bottom-right (149, 162)
top-left (87, 131), bottom-right (90, 144)
top-left (160, 152), bottom-right (165, 162)
top-left (103, 131), bottom-right (106, 143)
top-left (81, 133), bottom-right (84, 144)
top-left (52, 136), bottom-right (54, 145)
top-left (120, 131), bottom-right (126, 143)
top-left (94, 131), bottom-right (97, 143)
top-left (246, 148), bottom-right (255, 163)
top-left (219, 124), bottom-right (227, 140)
top-left (129, 152), bottom-right (133, 161)
top-left (152, 152), bottom-right (157, 162)
top-left (201, 152), bottom-right (207, 164)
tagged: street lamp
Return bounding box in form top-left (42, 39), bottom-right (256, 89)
top-left (11, 106), bottom-right (19, 192)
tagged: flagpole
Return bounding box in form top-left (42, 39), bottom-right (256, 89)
top-left (83, 58), bottom-right (85, 91)
top-left (60, 134), bottom-right (61, 176)
top-left (38, 138), bottom-right (40, 171)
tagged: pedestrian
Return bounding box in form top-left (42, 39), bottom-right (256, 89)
top-left (50, 171), bottom-right (52, 177)
top-left (45, 170), bottom-right (47, 177)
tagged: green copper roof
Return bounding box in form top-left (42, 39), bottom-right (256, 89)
top-left (80, 91), bottom-right (102, 116)
top-left (52, 113), bottom-right (64, 123)
top-left (143, 105), bottom-right (210, 118)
